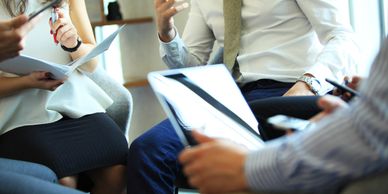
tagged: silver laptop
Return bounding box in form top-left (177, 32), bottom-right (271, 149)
top-left (147, 65), bottom-right (264, 150)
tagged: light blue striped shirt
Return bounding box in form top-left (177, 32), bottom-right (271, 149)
top-left (245, 39), bottom-right (388, 193)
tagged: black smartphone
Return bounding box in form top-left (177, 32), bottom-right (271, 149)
top-left (325, 78), bottom-right (359, 97)
top-left (267, 115), bottom-right (314, 132)
top-left (28, 0), bottom-right (61, 21)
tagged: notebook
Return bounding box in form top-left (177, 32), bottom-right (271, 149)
top-left (0, 25), bottom-right (125, 80)
top-left (148, 65), bottom-right (264, 150)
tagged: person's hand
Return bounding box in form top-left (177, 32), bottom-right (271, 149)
top-left (333, 76), bottom-right (363, 101)
top-left (310, 95), bottom-right (348, 122)
top-left (179, 131), bottom-right (249, 194)
top-left (23, 71), bottom-right (65, 91)
top-left (283, 81), bottom-right (315, 96)
top-left (0, 15), bottom-right (37, 62)
top-left (155, 0), bottom-right (189, 42)
top-left (49, 8), bottom-right (79, 48)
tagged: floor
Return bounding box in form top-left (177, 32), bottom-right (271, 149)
top-left (179, 189), bottom-right (199, 194)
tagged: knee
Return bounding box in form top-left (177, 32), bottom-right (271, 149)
top-left (59, 176), bottom-right (78, 188)
top-left (129, 120), bottom-right (173, 156)
top-left (93, 165), bottom-right (126, 193)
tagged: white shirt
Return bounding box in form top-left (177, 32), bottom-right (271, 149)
top-left (245, 38), bottom-right (388, 193)
top-left (0, 1), bottom-right (113, 134)
top-left (160, 0), bottom-right (361, 94)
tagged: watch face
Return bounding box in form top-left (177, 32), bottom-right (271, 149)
top-left (311, 79), bottom-right (321, 90)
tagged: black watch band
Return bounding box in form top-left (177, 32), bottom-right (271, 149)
top-left (61, 38), bottom-right (82, 53)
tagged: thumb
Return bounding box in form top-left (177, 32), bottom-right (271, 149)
top-left (56, 9), bottom-right (65, 19)
top-left (318, 95), bottom-right (346, 113)
top-left (9, 15), bottom-right (28, 29)
top-left (191, 130), bottom-right (214, 144)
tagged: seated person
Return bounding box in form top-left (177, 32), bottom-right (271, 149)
top-left (0, 11), bottom-right (86, 194)
top-left (178, 39), bottom-right (388, 194)
top-left (0, 0), bottom-right (127, 193)
top-left (128, 1), bottom-right (360, 193)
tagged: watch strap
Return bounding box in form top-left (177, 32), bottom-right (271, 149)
top-left (61, 38), bottom-right (82, 53)
top-left (297, 75), bottom-right (320, 95)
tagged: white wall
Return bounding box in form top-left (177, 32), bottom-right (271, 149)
top-left (350, 0), bottom-right (384, 75)
top-left (116, 1), bottom-right (189, 142)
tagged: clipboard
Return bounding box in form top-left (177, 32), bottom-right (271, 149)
top-left (147, 65), bottom-right (264, 150)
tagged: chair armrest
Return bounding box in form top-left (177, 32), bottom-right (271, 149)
top-left (340, 171), bottom-right (388, 194)
top-left (86, 68), bottom-right (133, 138)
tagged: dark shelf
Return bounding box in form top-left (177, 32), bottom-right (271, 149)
top-left (92, 17), bottom-right (153, 27)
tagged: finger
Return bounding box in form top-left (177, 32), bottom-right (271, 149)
top-left (61, 31), bottom-right (77, 45)
top-left (159, 0), bottom-right (176, 11)
top-left (179, 147), bottom-right (198, 165)
top-left (318, 95), bottom-right (345, 112)
top-left (9, 15), bottom-right (28, 29)
top-left (187, 174), bottom-right (202, 188)
top-left (154, 0), bottom-right (165, 8)
top-left (31, 71), bottom-right (50, 80)
top-left (192, 130), bottom-right (214, 144)
top-left (55, 24), bottom-right (71, 40)
top-left (175, 2), bottom-right (189, 12)
top-left (53, 18), bottom-right (68, 33)
top-left (56, 8), bottom-right (66, 19)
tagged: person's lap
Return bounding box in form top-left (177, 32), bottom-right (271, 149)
top-left (0, 157), bottom-right (57, 183)
top-left (127, 81), bottom-right (320, 194)
top-left (0, 158), bottom-right (85, 194)
top-left (0, 170), bottom-right (85, 194)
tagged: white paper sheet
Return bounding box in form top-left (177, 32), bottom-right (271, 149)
top-left (148, 65), bottom-right (264, 150)
top-left (0, 25), bottom-right (126, 79)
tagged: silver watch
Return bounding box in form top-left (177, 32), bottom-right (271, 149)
top-left (297, 75), bottom-right (321, 95)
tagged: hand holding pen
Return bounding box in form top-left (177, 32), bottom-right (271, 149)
top-left (50, 8), bottom-right (58, 44)
top-left (49, 8), bottom-right (79, 48)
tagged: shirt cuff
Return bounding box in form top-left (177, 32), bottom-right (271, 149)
top-left (158, 28), bottom-right (185, 58)
top-left (245, 143), bottom-right (285, 192)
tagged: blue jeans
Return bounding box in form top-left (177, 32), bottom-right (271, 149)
top-left (0, 158), bottom-right (85, 194)
top-left (127, 80), bottom-right (293, 194)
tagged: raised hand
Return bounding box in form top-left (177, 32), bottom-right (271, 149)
top-left (155, 0), bottom-right (189, 42)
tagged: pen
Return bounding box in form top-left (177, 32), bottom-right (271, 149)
top-left (51, 8), bottom-right (58, 44)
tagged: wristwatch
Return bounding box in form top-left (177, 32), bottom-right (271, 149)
top-left (297, 75), bottom-right (321, 95)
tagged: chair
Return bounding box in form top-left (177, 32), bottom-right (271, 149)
top-left (86, 67), bottom-right (133, 137)
top-left (80, 67), bottom-right (133, 190)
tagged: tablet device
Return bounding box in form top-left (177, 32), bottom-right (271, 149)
top-left (148, 65), bottom-right (264, 150)
top-left (28, 0), bottom-right (61, 21)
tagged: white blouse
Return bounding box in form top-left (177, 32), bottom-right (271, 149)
top-left (0, 0), bottom-right (113, 134)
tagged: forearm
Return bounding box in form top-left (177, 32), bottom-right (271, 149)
top-left (159, 31), bottom-right (205, 69)
top-left (68, 0), bottom-right (98, 72)
top-left (68, 42), bottom-right (98, 72)
top-left (245, 41), bottom-right (388, 192)
top-left (0, 76), bottom-right (30, 97)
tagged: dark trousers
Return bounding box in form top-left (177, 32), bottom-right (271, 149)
top-left (126, 80), bottom-right (319, 194)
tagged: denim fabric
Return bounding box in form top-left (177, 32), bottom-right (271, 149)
top-left (0, 171), bottom-right (85, 194)
top-left (0, 158), bottom-right (85, 194)
top-left (127, 81), bottom-right (293, 194)
top-left (0, 158), bottom-right (57, 183)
